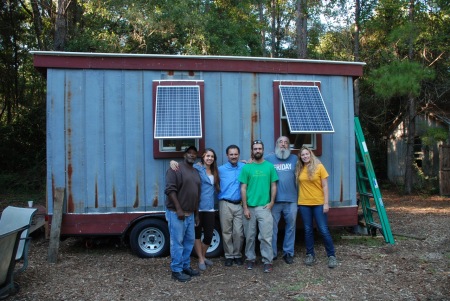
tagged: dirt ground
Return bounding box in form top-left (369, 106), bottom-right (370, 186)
top-left (2, 189), bottom-right (449, 301)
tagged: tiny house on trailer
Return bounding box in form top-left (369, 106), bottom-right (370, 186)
top-left (32, 51), bottom-right (365, 258)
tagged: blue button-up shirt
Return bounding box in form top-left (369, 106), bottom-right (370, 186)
top-left (218, 161), bottom-right (245, 201)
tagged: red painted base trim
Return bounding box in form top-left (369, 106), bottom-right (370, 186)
top-left (292, 206), bottom-right (358, 228)
top-left (327, 206), bottom-right (359, 227)
top-left (48, 212), bottom-right (166, 236)
top-left (48, 206), bottom-right (357, 237)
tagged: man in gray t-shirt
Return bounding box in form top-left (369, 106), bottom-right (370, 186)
top-left (265, 136), bottom-right (298, 264)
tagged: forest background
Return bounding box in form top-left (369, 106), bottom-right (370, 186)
top-left (0, 0), bottom-right (449, 196)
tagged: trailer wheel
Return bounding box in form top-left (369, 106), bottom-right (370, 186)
top-left (205, 222), bottom-right (223, 258)
top-left (130, 219), bottom-right (169, 258)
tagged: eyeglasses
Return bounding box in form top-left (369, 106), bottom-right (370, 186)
top-left (278, 140), bottom-right (289, 145)
top-left (252, 140), bottom-right (263, 145)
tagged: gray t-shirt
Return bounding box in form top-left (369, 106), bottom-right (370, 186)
top-left (265, 154), bottom-right (298, 203)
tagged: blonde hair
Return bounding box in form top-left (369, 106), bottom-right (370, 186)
top-left (295, 146), bottom-right (322, 180)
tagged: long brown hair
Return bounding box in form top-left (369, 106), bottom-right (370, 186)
top-left (201, 148), bottom-right (221, 192)
top-left (295, 146), bottom-right (322, 180)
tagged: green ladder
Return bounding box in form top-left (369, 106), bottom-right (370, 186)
top-left (354, 117), bottom-right (395, 244)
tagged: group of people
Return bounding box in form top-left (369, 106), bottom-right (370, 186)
top-left (164, 137), bottom-right (337, 282)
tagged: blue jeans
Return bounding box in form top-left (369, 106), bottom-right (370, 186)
top-left (272, 202), bottom-right (297, 257)
top-left (166, 210), bottom-right (195, 272)
top-left (298, 205), bottom-right (335, 257)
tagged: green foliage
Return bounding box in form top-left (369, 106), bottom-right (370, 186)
top-left (413, 163), bottom-right (440, 194)
top-left (419, 124), bottom-right (449, 146)
top-left (0, 101), bottom-right (46, 192)
top-left (369, 60), bottom-right (435, 99)
top-left (312, 29), bottom-right (353, 60)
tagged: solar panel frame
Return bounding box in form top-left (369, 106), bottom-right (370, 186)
top-left (279, 85), bottom-right (334, 133)
top-left (154, 85), bottom-right (203, 139)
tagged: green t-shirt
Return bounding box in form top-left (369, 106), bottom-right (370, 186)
top-left (238, 160), bottom-right (279, 207)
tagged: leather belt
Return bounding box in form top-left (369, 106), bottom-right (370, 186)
top-left (221, 199), bottom-right (242, 204)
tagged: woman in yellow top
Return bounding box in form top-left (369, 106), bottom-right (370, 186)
top-left (296, 146), bottom-right (337, 268)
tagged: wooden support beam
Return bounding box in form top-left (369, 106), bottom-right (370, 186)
top-left (47, 187), bottom-right (64, 263)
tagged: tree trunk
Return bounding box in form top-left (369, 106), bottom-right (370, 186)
top-left (258, 0), bottom-right (267, 57)
top-left (353, 0), bottom-right (361, 116)
top-left (296, 0), bottom-right (307, 59)
top-left (404, 0), bottom-right (416, 194)
top-left (404, 95), bottom-right (416, 194)
top-left (270, 0), bottom-right (276, 57)
top-left (54, 0), bottom-right (70, 51)
top-left (30, 0), bottom-right (44, 50)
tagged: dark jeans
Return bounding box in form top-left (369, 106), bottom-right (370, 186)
top-left (298, 205), bottom-right (335, 257)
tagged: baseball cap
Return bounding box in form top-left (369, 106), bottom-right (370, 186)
top-left (184, 145), bottom-right (198, 153)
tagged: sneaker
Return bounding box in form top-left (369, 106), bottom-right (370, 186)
top-left (182, 267), bottom-right (200, 276)
top-left (263, 263), bottom-right (273, 273)
top-left (246, 260), bottom-right (255, 270)
top-left (328, 256), bottom-right (337, 268)
top-left (198, 262), bottom-right (207, 271)
top-left (283, 254), bottom-right (294, 264)
top-left (304, 254), bottom-right (316, 266)
top-left (172, 271), bottom-right (191, 282)
top-left (224, 258), bottom-right (233, 267)
top-left (234, 257), bottom-right (243, 266)
top-left (204, 259), bottom-right (214, 266)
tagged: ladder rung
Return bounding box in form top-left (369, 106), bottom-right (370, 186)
top-left (368, 207), bottom-right (378, 213)
top-left (359, 192), bottom-right (373, 198)
top-left (368, 222), bottom-right (382, 229)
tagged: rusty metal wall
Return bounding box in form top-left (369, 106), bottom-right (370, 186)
top-left (46, 68), bottom-right (356, 215)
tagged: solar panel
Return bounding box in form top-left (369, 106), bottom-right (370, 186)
top-left (154, 86), bottom-right (202, 139)
top-left (279, 85), bottom-right (334, 133)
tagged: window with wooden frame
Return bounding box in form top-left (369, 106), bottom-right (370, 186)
top-left (153, 80), bottom-right (205, 158)
top-left (273, 81), bottom-right (334, 156)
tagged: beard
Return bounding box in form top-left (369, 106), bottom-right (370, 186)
top-left (253, 152), bottom-right (263, 160)
top-left (275, 147), bottom-right (290, 160)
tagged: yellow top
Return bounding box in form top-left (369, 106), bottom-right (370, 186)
top-left (297, 164), bottom-right (329, 206)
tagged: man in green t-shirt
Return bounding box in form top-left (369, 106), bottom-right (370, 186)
top-left (239, 139), bottom-right (278, 273)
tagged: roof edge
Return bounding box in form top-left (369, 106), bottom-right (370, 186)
top-left (30, 51), bottom-right (366, 66)
top-left (31, 51), bottom-right (365, 77)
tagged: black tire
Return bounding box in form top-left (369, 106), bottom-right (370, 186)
top-left (205, 221), bottom-right (223, 258)
top-left (129, 219), bottom-right (170, 258)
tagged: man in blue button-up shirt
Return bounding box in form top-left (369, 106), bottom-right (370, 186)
top-left (218, 145), bottom-right (246, 267)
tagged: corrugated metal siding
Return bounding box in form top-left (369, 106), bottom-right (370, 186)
top-left (47, 69), bottom-right (357, 214)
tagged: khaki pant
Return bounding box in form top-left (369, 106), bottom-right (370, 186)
top-left (219, 201), bottom-right (244, 259)
top-left (243, 206), bottom-right (274, 264)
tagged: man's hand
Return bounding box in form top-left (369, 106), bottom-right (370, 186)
top-left (323, 203), bottom-right (329, 213)
top-left (264, 202), bottom-right (274, 210)
top-left (176, 208), bottom-right (185, 220)
top-left (170, 161), bottom-right (179, 171)
top-left (243, 207), bottom-right (251, 219)
top-left (195, 214), bottom-right (200, 226)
